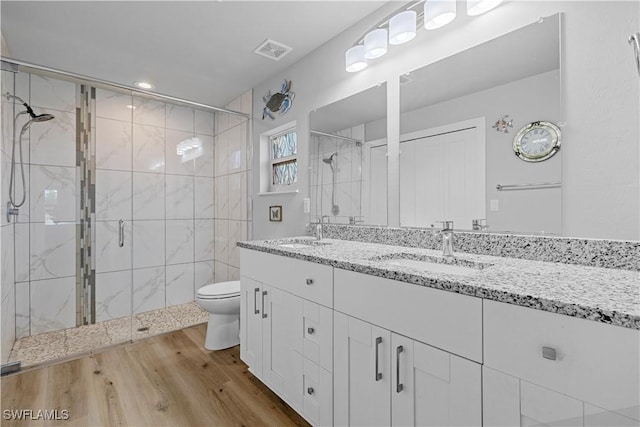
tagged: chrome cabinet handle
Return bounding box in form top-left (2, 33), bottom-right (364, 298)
top-left (375, 337), bottom-right (382, 381)
top-left (396, 345), bottom-right (404, 393)
top-left (118, 219), bottom-right (124, 247)
top-left (307, 387), bottom-right (314, 395)
top-left (542, 346), bottom-right (557, 360)
top-left (306, 278), bottom-right (313, 285)
top-left (254, 288), bottom-right (260, 315)
top-left (261, 291), bottom-right (267, 318)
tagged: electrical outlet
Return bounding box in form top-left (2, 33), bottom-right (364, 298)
top-left (303, 198), bottom-right (310, 213)
top-left (490, 199), bottom-right (499, 211)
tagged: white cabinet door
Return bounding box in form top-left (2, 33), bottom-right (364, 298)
top-left (262, 285), bottom-right (302, 399)
top-left (392, 334), bottom-right (481, 426)
top-left (484, 367), bottom-right (593, 427)
top-left (584, 403), bottom-right (640, 426)
top-left (240, 276), bottom-right (263, 377)
top-left (520, 380), bottom-right (583, 427)
top-left (334, 311), bottom-right (391, 427)
top-left (483, 366), bottom-right (521, 427)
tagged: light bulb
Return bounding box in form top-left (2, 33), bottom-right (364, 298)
top-left (364, 28), bottom-right (388, 59)
top-left (389, 10), bottom-right (417, 45)
top-left (345, 45), bottom-right (368, 72)
top-left (467, 0), bottom-right (503, 16)
top-left (424, 0), bottom-right (457, 30)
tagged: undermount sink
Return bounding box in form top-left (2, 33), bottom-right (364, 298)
top-left (272, 238), bottom-right (332, 249)
top-left (370, 253), bottom-right (491, 276)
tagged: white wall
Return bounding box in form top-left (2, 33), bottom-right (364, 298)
top-left (251, 1), bottom-right (639, 241)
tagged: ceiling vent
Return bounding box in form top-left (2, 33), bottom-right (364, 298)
top-left (253, 39), bottom-right (293, 61)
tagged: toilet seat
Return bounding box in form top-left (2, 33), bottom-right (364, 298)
top-left (197, 281), bottom-right (240, 300)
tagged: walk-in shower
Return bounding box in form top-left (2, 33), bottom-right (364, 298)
top-left (0, 60), bottom-right (252, 369)
top-left (310, 130), bottom-right (363, 224)
top-left (5, 93), bottom-right (54, 220)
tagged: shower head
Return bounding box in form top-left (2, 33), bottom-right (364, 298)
top-left (32, 113), bottom-right (55, 122)
top-left (322, 152), bottom-right (337, 164)
top-left (19, 113), bottom-right (55, 136)
top-left (6, 92), bottom-right (54, 121)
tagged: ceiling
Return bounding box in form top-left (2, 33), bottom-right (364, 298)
top-left (1, 1), bottom-right (387, 108)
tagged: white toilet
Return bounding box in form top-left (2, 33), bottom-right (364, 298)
top-left (196, 281), bottom-right (241, 351)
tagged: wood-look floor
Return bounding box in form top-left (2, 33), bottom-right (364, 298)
top-left (1, 324), bottom-right (310, 427)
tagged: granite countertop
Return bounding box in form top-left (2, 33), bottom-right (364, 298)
top-left (237, 237), bottom-right (640, 330)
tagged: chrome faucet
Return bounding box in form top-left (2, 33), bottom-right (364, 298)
top-left (311, 216), bottom-right (331, 240)
top-left (472, 219), bottom-right (488, 231)
top-left (435, 221), bottom-right (454, 257)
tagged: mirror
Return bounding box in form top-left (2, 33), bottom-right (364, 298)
top-left (399, 14), bottom-right (561, 234)
top-left (309, 83), bottom-right (387, 225)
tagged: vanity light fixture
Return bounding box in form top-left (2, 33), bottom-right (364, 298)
top-left (364, 28), bottom-right (388, 59)
top-left (467, 0), bottom-right (504, 16)
top-left (345, 45), bottom-right (369, 72)
top-left (424, 0), bottom-right (457, 30)
top-left (345, 0), bottom-right (503, 72)
top-left (389, 10), bottom-right (417, 45)
top-left (134, 81), bottom-right (153, 90)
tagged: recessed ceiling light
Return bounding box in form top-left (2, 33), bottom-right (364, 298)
top-left (134, 81), bottom-right (153, 90)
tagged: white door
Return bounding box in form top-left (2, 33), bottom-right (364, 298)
top-left (262, 285), bottom-right (302, 398)
top-left (483, 367), bottom-right (599, 427)
top-left (393, 333), bottom-right (482, 426)
top-left (483, 366), bottom-right (521, 427)
top-left (400, 120), bottom-right (485, 229)
top-left (240, 277), bottom-right (263, 377)
top-left (334, 311), bottom-right (391, 426)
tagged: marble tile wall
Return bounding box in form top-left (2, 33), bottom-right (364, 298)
top-left (6, 74), bottom-right (221, 345)
top-left (10, 73), bottom-right (79, 338)
top-left (310, 125), bottom-right (364, 225)
top-left (212, 90), bottom-right (251, 284)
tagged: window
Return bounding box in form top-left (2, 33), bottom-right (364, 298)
top-left (270, 128), bottom-right (297, 189)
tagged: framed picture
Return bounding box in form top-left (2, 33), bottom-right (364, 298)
top-left (269, 205), bottom-right (283, 222)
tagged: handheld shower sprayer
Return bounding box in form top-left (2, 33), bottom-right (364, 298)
top-left (5, 92), bottom-right (55, 220)
top-left (5, 92), bottom-right (55, 125)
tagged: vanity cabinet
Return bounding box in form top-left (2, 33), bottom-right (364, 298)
top-left (333, 268), bottom-right (483, 426)
top-left (483, 300), bottom-right (640, 426)
top-left (239, 249), bottom-right (333, 426)
top-left (240, 247), bottom-right (638, 427)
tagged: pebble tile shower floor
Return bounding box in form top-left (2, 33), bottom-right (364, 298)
top-left (8, 302), bottom-right (209, 368)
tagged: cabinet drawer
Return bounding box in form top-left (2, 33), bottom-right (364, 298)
top-left (302, 300), bottom-right (332, 373)
top-left (484, 300), bottom-right (640, 421)
top-left (240, 249), bottom-right (333, 307)
top-left (334, 268), bottom-right (483, 362)
top-left (301, 357), bottom-right (332, 427)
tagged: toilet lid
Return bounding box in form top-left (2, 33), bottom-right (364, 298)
top-left (197, 281), bottom-right (241, 299)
